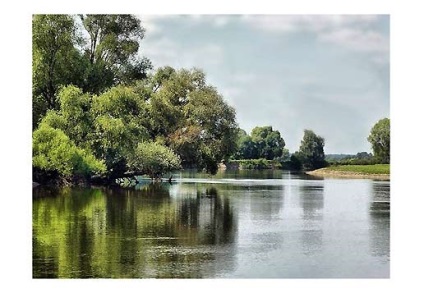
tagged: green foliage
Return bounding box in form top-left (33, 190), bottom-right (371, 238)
top-left (32, 14), bottom-right (152, 129)
top-left (327, 152), bottom-right (377, 166)
top-left (251, 126), bottom-right (285, 160)
top-left (368, 118), bottom-right (390, 164)
top-left (298, 129), bottom-right (326, 170)
top-left (235, 159), bottom-right (271, 170)
top-left (32, 14), bottom-right (86, 128)
top-left (79, 14), bottom-right (151, 92)
top-left (91, 86), bottom-right (150, 176)
top-left (289, 154), bottom-right (302, 170)
top-left (128, 142), bottom-right (181, 179)
top-left (233, 129), bottom-right (258, 159)
top-left (233, 126), bottom-right (286, 161)
top-left (32, 16), bottom-right (243, 182)
top-left (33, 124), bottom-right (105, 177)
top-left (150, 67), bottom-right (239, 173)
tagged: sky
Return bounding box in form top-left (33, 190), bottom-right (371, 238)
top-left (137, 15), bottom-right (390, 154)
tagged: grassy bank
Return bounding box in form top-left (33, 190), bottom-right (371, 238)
top-left (326, 164), bottom-right (390, 174)
top-left (306, 164), bottom-right (390, 179)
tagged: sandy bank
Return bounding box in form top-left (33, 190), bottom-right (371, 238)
top-left (306, 168), bottom-right (390, 180)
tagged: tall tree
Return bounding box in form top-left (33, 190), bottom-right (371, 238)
top-left (32, 14), bottom-right (85, 128)
top-left (233, 129), bottom-right (258, 159)
top-left (150, 67), bottom-right (238, 173)
top-left (368, 118), bottom-right (390, 163)
top-left (79, 14), bottom-right (152, 93)
top-left (298, 129), bottom-right (326, 170)
top-left (32, 14), bottom-right (152, 129)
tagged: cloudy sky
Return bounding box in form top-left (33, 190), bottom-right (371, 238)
top-left (138, 15), bottom-right (389, 154)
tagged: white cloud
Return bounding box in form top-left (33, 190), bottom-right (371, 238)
top-left (319, 28), bottom-right (388, 53)
top-left (139, 15), bottom-right (179, 37)
top-left (186, 14), bottom-right (234, 27)
top-left (241, 15), bottom-right (379, 33)
top-left (241, 15), bottom-right (388, 61)
top-left (141, 37), bottom-right (178, 64)
top-left (142, 36), bottom-right (224, 70)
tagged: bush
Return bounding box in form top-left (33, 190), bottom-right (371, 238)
top-left (127, 142), bottom-right (181, 179)
top-left (33, 124), bottom-right (106, 178)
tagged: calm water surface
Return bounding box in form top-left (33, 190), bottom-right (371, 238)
top-left (33, 170), bottom-right (390, 278)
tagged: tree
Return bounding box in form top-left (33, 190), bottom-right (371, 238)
top-left (150, 67), bottom-right (238, 173)
top-left (298, 129), bottom-right (326, 170)
top-left (32, 14), bottom-right (152, 129)
top-left (90, 86), bottom-right (151, 179)
top-left (289, 153), bottom-right (302, 170)
top-left (32, 14), bottom-right (86, 128)
top-left (127, 142), bottom-right (182, 179)
top-left (79, 14), bottom-right (152, 93)
top-left (33, 124), bottom-right (105, 182)
top-left (233, 129), bottom-right (258, 159)
top-left (368, 118), bottom-right (390, 163)
top-left (250, 126), bottom-right (285, 160)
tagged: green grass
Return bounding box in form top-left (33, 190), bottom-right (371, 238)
top-left (325, 164), bottom-right (390, 175)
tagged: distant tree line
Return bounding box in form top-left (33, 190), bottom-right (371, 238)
top-left (232, 127), bottom-right (327, 171)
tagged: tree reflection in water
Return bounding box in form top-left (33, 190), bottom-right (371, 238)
top-left (369, 181), bottom-right (390, 259)
top-left (299, 183), bottom-right (324, 256)
top-left (33, 183), bottom-right (237, 278)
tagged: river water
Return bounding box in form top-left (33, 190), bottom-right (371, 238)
top-left (33, 170), bottom-right (390, 278)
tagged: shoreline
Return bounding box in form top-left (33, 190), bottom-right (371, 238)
top-left (306, 168), bottom-right (390, 180)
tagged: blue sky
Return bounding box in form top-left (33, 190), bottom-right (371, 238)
top-left (138, 15), bottom-right (389, 154)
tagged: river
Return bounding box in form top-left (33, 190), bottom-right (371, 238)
top-left (33, 170), bottom-right (390, 278)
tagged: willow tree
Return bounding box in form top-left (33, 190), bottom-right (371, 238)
top-left (149, 67), bottom-right (239, 173)
top-left (32, 14), bottom-right (152, 129)
top-left (32, 14), bottom-right (86, 128)
top-left (79, 14), bottom-right (152, 92)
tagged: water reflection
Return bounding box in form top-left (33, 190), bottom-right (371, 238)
top-left (299, 183), bottom-right (324, 256)
top-left (33, 183), bottom-right (237, 278)
top-left (33, 171), bottom-right (390, 278)
top-left (369, 182), bottom-right (390, 259)
top-left (249, 186), bottom-right (285, 221)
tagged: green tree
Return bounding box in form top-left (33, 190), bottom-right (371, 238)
top-left (150, 67), bottom-right (238, 173)
top-left (298, 129), bottom-right (326, 170)
top-left (32, 14), bottom-right (86, 128)
top-left (127, 142), bottom-right (182, 179)
top-left (233, 129), bottom-right (258, 159)
top-left (32, 14), bottom-right (152, 129)
top-left (90, 86), bottom-right (151, 179)
top-left (33, 124), bottom-right (105, 181)
top-left (289, 153), bottom-right (303, 170)
top-left (367, 118), bottom-right (390, 163)
top-left (79, 14), bottom-right (152, 93)
top-left (251, 126), bottom-right (285, 160)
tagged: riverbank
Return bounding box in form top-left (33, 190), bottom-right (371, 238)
top-left (306, 164), bottom-right (390, 180)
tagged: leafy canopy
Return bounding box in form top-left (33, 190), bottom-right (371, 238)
top-left (127, 142), bottom-right (182, 179)
top-left (368, 118), bottom-right (390, 164)
top-left (298, 129), bottom-right (326, 170)
top-left (33, 124), bottom-right (106, 177)
top-left (233, 126), bottom-right (286, 160)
